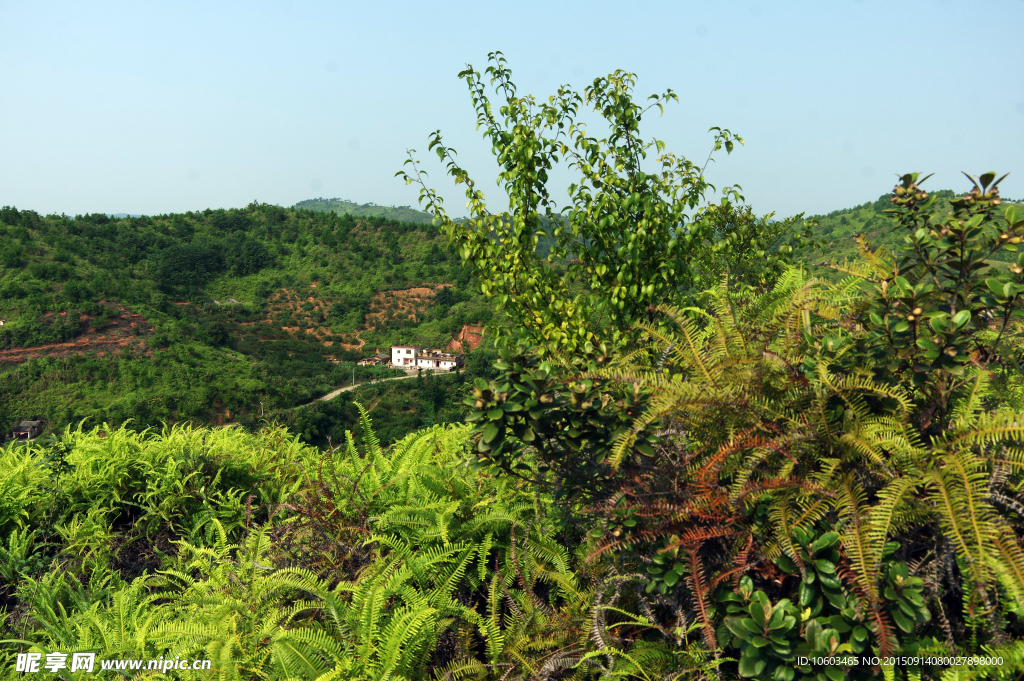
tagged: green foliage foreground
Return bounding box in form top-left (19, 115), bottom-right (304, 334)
top-left (0, 417), bottom-right (714, 680)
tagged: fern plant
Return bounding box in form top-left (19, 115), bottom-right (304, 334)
top-left (558, 245), bottom-right (1024, 676)
top-left (278, 408), bottom-right (718, 680)
top-left (0, 529), bottom-right (42, 584)
top-left (149, 523), bottom-right (344, 681)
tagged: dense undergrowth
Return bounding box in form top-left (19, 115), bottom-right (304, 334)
top-left (6, 192), bottom-right (1024, 679)
top-left (0, 414), bottom-right (699, 680)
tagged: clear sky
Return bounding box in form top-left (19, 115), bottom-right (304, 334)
top-left (1, 0), bottom-right (1022, 219)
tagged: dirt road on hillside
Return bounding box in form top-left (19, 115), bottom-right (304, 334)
top-left (315, 373), bottom-right (419, 402)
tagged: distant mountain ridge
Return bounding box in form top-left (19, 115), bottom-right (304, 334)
top-left (294, 198), bottom-right (434, 224)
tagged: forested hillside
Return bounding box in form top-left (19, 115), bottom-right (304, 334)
top-left (0, 203), bottom-right (495, 440)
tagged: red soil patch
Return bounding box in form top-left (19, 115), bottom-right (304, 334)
top-left (364, 284), bottom-right (450, 328)
top-left (156, 281), bottom-right (463, 361)
top-left (447, 324), bottom-right (485, 352)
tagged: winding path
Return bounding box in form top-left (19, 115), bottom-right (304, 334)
top-left (315, 373), bottom-right (420, 402)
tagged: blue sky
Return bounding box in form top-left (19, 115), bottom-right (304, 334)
top-left (1, 0), bottom-right (1022, 219)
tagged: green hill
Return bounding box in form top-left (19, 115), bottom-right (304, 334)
top-left (293, 198), bottom-right (435, 224)
top-left (799, 189), bottom-right (1024, 269)
top-left (0, 203), bottom-right (496, 442)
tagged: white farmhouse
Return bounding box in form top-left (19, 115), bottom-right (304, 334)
top-left (416, 350), bottom-right (462, 370)
top-left (391, 345), bottom-right (464, 371)
top-left (391, 345), bottom-right (419, 367)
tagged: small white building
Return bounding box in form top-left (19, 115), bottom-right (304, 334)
top-left (416, 350), bottom-right (463, 370)
top-left (391, 345), bottom-right (419, 367)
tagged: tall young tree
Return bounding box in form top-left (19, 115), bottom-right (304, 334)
top-left (398, 52), bottom-right (773, 356)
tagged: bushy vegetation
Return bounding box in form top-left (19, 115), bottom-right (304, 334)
top-left (1, 414), bottom-right (712, 680)
top-left (401, 54), bottom-right (1024, 677)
